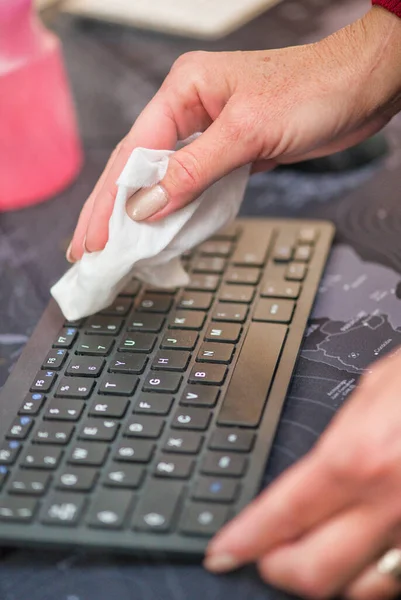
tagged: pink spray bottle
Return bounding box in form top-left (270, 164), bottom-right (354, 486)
top-left (0, 0), bottom-right (82, 210)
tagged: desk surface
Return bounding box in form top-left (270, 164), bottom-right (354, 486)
top-left (1, 2), bottom-right (401, 598)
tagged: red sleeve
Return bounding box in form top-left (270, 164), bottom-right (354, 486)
top-left (372, 0), bottom-right (401, 17)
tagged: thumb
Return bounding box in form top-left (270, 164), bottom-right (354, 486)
top-left (126, 107), bottom-right (265, 222)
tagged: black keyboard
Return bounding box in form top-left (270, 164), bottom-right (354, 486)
top-left (0, 218), bottom-right (334, 558)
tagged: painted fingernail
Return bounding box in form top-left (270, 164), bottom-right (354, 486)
top-left (66, 242), bottom-right (74, 263)
top-left (203, 554), bottom-right (239, 573)
top-left (126, 185), bottom-right (169, 222)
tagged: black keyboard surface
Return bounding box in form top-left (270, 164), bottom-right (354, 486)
top-left (0, 218), bottom-right (334, 558)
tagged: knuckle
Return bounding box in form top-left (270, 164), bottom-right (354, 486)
top-left (171, 51), bottom-right (209, 74)
top-left (223, 100), bottom-right (261, 148)
top-left (167, 149), bottom-right (203, 193)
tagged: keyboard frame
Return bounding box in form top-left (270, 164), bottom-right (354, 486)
top-left (0, 217), bottom-right (335, 559)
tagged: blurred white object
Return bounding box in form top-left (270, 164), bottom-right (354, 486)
top-left (61, 0), bottom-right (282, 39)
top-left (35, 0), bottom-right (59, 9)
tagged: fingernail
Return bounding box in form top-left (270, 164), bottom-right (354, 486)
top-left (203, 554), bottom-right (239, 573)
top-left (126, 185), bottom-right (169, 222)
top-left (66, 242), bottom-right (74, 263)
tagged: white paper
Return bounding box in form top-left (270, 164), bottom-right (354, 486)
top-left (51, 146), bottom-right (249, 320)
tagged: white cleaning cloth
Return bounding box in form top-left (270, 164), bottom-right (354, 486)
top-left (51, 146), bottom-right (250, 321)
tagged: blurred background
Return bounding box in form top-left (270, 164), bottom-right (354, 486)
top-left (1, 0), bottom-right (400, 375)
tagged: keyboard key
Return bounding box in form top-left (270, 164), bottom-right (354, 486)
top-left (103, 464), bottom-right (144, 489)
top-left (85, 316), bottom-right (123, 336)
top-left (178, 291), bottom-right (213, 311)
top-left (192, 257), bottom-right (226, 274)
top-left (76, 335), bottom-right (114, 356)
top-left (137, 293), bottom-right (173, 313)
top-left (78, 419), bottom-right (119, 442)
top-left (30, 370), bottom-right (57, 393)
top-left (64, 318), bottom-right (85, 328)
top-left (298, 227), bottom-right (318, 244)
top-left (88, 490), bottom-right (135, 529)
top-left (286, 262), bottom-right (308, 281)
top-left (197, 343), bottom-right (234, 364)
top-left (34, 423), bottom-right (74, 445)
top-left (41, 493), bottom-right (85, 526)
top-left (100, 298), bottom-right (132, 316)
top-left (209, 430), bottom-right (255, 452)
top-left (109, 353), bottom-right (148, 375)
top-left (55, 377), bottom-right (95, 399)
top-left (19, 393), bottom-right (45, 416)
top-left (118, 333), bottom-right (156, 353)
top-left (261, 280), bottom-right (301, 299)
top-left (45, 399), bottom-right (85, 421)
top-left (133, 394), bottom-right (174, 416)
top-left (42, 348), bottom-right (68, 370)
top-left (179, 502), bottom-right (230, 536)
top-left (7, 416), bottom-right (34, 440)
top-left (171, 407), bottom-right (211, 431)
top-left (253, 298), bottom-right (295, 323)
top-left (8, 470), bottom-right (51, 495)
top-left (168, 311), bottom-right (206, 330)
top-left (218, 322), bottom-right (287, 427)
top-left (114, 440), bottom-right (154, 463)
top-left (53, 327), bottom-right (77, 349)
top-left (163, 431), bottom-right (203, 454)
top-left (98, 373), bottom-right (139, 396)
top-left (273, 241), bottom-right (294, 262)
top-left (65, 356), bottom-right (105, 377)
top-left (132, 480), bottom-right (183, 532)
top-left (68, 442), bottom-right (108, 466)
top-left (119, 279), bottom-right (141, 296)
top-left (127, 313), bottom-right (165, 333)
top-left (56, 467), bottom-right (98, 492)
top-left (192, 477), bottom-right (239, 503)
top-left (0, 496), bottom-right (37, 522)
top-left (201, 452), bottom-right (247, 477)
top-left (142, 372), bottom-right (182, 394)
top-left (88, 396), bottom-right (129, 418)
top-left (187, 274), bottom-right (220, 292)
top-left (124, 416), bottom-right (164, 439)
top-left (180, 385), bottom-right (219, 407)
top-left (294, 245), bottom-right (313, 262)
top-left (205, 323), bottom-right (241, 343)
top-left (231, 231), bottom-right (272, 266)
top-left (151, 350), bottom-right (190, 372)
top-left (0, 441), bottom-right (21, 465)
top-left (199, 240), bottom-right (232, 256)
top-left (225, 267), bottom-right (260, 285)
top-left (0, 466), bottom-right (8, 489)
top-left (22, 446), bottom-right (63, 469)
top-left (212, 303), bottom-right (248, 323)
top-left (212, 223), bottom-right (241, 240)
top-left (154, 455), bottom-right (194, 479)
top-left (219, 284), bottom-right (255, 304)
top-left (160, 331), bottom-right (199, 350)
top-left (188, 364), bottom-right (227, 385)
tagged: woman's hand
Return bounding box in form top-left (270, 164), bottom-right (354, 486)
top-left (67, 6), bottom-right (401, 263)
top-left (204, 349), bottom-right (401, 600)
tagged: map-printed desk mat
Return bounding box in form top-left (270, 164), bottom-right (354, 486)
top-left (1, 158), bottom-right (401, 599)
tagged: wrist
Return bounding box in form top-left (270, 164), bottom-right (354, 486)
top-left (318, 6), bottom-right (401, 124)
top-left (360, 6), bottom-right (401, 116)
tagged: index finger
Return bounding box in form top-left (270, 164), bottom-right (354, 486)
top-left (204, 452), bottom-right (353, 570)
top-left (69, 94), bottom-right (180, 261)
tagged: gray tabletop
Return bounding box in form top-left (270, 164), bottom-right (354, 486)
top-left (1, 1), bottom-right (401, 598)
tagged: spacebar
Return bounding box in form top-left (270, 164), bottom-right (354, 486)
top-left (217, 322), bottom-right (288, 427)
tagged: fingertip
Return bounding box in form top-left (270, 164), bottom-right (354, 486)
top-left (66, 242), bottom-right (75, 263)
